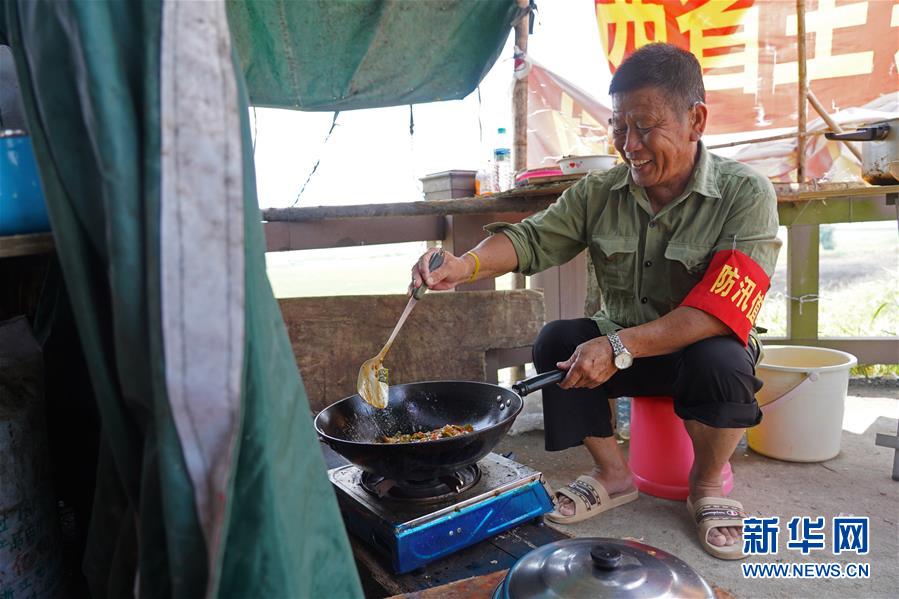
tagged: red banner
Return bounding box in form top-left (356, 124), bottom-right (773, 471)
top-left (594, 0), bottom-right (899, 134)
top-left (526, 61), bottom-right (613, 167)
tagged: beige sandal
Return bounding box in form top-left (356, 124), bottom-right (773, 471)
top-left (546, 475), bottom-right (639, 525)
top-left (687, 496), bottom-right (748, 560)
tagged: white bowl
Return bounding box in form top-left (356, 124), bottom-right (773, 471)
top-left (557, 154), bottom-right (618, 174)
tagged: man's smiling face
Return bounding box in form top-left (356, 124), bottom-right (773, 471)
top-left (609, 86), bottom-right (706, 202)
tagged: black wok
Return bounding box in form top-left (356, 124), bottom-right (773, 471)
top-left (314, 371), bottom-right (564, 481)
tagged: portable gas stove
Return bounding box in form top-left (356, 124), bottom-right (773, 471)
top-left (329, 452), bottom-right (554, 574)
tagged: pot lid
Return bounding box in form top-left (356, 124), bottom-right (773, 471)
top-left (497, 537), bottom-right (714, 599)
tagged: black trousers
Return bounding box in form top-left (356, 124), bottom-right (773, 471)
top-left (533, 319), bottom-right (763, 452)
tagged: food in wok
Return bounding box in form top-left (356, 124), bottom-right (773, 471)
top-left (380, 423), bottom-right (474, 444)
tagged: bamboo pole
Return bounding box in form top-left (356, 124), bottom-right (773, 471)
top-left (806, 90), bottom-right (865, 163)
top-left (796, 0), bottom-right (808, 182)
top-left (513, 0), bottom-right (529, 176)
top-left (707, 130), bottom-right (822, 150)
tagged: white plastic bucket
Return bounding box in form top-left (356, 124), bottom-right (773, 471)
top-left (748, 345), bottom-right (857, 462)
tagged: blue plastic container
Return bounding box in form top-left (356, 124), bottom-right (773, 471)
top-left (0, 131), bottom-right (51, 236)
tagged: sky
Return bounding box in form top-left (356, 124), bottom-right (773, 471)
top-left (251, 0), bottom-right (610, 211)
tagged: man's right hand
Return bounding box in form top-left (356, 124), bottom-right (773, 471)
top-left (407, 233), bottom-right (519, 296)
top-left (408, 249), bottom-right (475, 296)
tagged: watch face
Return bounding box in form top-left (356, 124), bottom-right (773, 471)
top-left (614, 352), bottom-right (633, 369)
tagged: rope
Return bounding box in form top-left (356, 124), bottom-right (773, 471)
top-left (768, 291), bottom-right (820, 316)
top-left (291, 111), bottom-right (340, 207)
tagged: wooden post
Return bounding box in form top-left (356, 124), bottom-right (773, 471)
top-left (787, 224), bottom-right (819, 342)
top-left (509, 0), bottom-right (531, 380)
top-left (796, 0), bottom-right (808, 183)
top-left (512, 0), bottom-right (529, 294)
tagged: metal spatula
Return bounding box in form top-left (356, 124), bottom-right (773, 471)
top-left (357, 250), bottom-right (445, 408)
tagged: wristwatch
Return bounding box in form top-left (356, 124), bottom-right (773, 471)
top-left (607, 331), bottom-right (634, 370)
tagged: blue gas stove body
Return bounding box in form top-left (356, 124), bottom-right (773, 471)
top-left (330, 453), bottom-right (554, 574)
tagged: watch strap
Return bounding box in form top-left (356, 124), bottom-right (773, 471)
top-left (607, 331), bottom-right (626, 356)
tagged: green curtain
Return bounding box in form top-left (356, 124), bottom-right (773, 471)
top-left (1, 0), bottom-right (517, 595)
top-left (1, 0), bottom-right (363, 596)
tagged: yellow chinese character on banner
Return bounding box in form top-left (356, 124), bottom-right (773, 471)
top-left (595, 0), bottom-right (668, 68)
top-left (675, 1), bottom-right (760, 93)
top-left (774, 0), bottom-right (874, 85)
top-left (746, 289), bottom-right (766, 324)
top-left (731, 275), bottom-right (757, 312)
top-left (893, 3), bottom-right (899, 73)
top-left (710, 264), bottom-right (741, 296)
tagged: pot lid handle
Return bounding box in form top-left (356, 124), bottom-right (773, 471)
top-left (590, 545), bottom-right (622, 570)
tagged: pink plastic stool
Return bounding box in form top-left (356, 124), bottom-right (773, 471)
top-left (628, 396), bottom-right (734, 501)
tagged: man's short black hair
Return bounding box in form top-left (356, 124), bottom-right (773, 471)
top-left (608, 43), bottom-right (705, 113)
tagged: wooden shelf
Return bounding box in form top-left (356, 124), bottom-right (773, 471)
top-left (0, 232), bottom-right (54, 259)
top-left (774, 183), bottom-right (899, 202)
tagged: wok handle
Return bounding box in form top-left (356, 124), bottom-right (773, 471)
top-left (824, 124), bottom-right (889, 142)
top-left (512, 369), bottom-right (565, 396)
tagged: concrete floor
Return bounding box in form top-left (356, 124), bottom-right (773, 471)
top-left (494, 382), bottom-right (899, 599)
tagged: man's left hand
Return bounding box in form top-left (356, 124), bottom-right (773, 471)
top-left (556, 337), bottom-right (617, 389)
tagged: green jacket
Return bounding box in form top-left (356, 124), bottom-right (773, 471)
top-left (486, 143), bottom-right (781, 336)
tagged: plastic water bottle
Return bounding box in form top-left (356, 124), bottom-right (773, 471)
top-left (616, 397), bottom-right (631, 442)
top-left (493, 127), bottom-right (512, 191)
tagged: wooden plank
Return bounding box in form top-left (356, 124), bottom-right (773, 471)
top-left (786, 225), bottom-right (819, 341)
top-left (762, 338), bottom-right (899, 365)
top-left (774, 183), bottom-right (899, 201)
top-left (279, 290), bottom-right (544, 412)
top-left (0, 233), bottom-right (54, 259)
top-left (264, 215), bottom-right (445, 251)
top-left (263, 184), bottom-right (899, 228)
top-left (388, 570), bottom-right (507, 599)
top-left (262, 186), bottom-right (566, 222)
top-left (531, 251), bottom-right (588, 324)
top-left (777, 195), bottom-right (896, 226)
top-left (485, 346), bottom-right (534, 384)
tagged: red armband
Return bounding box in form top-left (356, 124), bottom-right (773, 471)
top-left (680, 249), bottom-right (771, 344)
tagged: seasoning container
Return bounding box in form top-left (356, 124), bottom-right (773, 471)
top-left (0, 130), bottom-right (51, 236)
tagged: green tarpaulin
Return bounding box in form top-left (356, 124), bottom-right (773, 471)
top-left (228, 0), bottom-right (519, 110)
top-left (1, 0), bottom-right (514, 596)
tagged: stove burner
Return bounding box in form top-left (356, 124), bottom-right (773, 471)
top-left (361, 464), bottom-right (481, 503)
